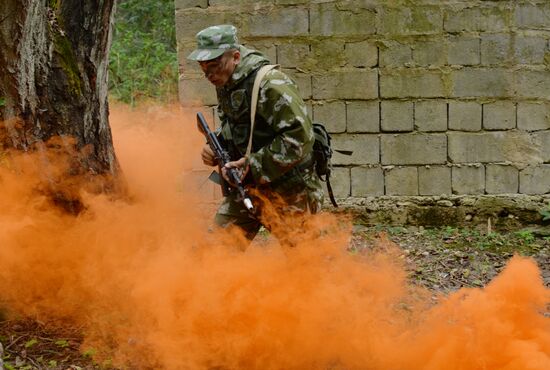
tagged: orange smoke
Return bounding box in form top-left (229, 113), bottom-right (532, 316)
top-left (0, 104), bottom-right (548, 369)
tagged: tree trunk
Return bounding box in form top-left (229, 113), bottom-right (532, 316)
top-left (0, 0), bottom-right (118, 179)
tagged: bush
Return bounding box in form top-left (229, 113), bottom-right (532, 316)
top-left (109, 0), bottom-right (178, 105)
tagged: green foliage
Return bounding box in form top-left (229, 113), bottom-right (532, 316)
top-left (24, 338), bottom-right (38, 348)
top-left (515, 230), bottom-right (535, 244)
top-left (109, 0), bottom-right (178, 105)
top-left (82, 347), bottom-right (97, 358)
top-left (0, 97), bottom-right (5, 107)
top-left (420, 226), bottom-right (542, 254)
top-left (55, 339), bottom-right (69, 348)
top-left (386, 226), bottom-right (407, 235)
top-left (540, 203), bottom-right (550, 221)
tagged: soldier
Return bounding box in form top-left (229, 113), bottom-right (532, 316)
top-left (187, 25), bottom-right (324, 243)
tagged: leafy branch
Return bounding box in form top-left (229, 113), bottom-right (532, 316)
top-left (109, 0), bottom-right (178, 104)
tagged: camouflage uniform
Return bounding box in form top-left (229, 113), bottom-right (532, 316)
top-left (189, 25), bottom-right (324, 240)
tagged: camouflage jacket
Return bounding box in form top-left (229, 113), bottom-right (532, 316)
top-left (217, 46), bottom-right (317, 193)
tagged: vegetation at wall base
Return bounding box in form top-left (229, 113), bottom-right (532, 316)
top-left (541, 203), bottom-right (550, 221)
top-left (109, 0), bottom-right (178, 105)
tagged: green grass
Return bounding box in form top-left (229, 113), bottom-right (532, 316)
top-left (409, 226), bottom-right (545, 255)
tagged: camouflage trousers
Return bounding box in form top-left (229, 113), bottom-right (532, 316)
top-left (214, 168), bottom-right (324, 244)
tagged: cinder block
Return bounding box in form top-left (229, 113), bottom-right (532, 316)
top-left (329, 167), bottom-right (351, 198)
top-left (385, 167), bottom-right (418, 195)
top-left (175, 9), bottom-right (228, 38)
top-left (449, 102), bottom-right (482, 131)
top-left (448, 36), bottom-right (480, 65)
top-left (481, 34), bottom-right (511, 65)
top-left (445, 7), bottom-right (509, 32)
top-left (514, 70), bottom-right (550, 99)
top-left (209, 0), bottom-right (269, 4)
top-left (275, 0), bottom-right (310, 4)
top-left (380, 42), bottom-right (412, 67)
top-left (179, 78), bottom-right (217, 106)
top-left (331, 134), bottom-right (379, 165)
top-left (413, 39), bottom-right (446, 67)
top-left (310, 40), bottom-right (346, 70)
top-left (313, 101), bottom-right (346, 134)
top-left (246, 8), bottom-right (308, 37)
top-left (304, 101), bottom-right (313, 122)
top-left (483, 101), bottom-right (516, 130)
top-left (448, 132), bottom-right (501, 163)
top-left (178, 51), bottom-right (203, 76)
top-left (347, 101), bottom-right (380, 133)
top-left (486, 164), bottom-right (518, 194)
top-left (515, 3), bottom-right (550, 30)
top-left (450, 68), bottom-right (512, 98)
top-left (344, 41), bottom-right (378, 68)
top-left (381, 133), bottom-right (447, 165)
top-left (452, 166), bottom-right (485, 195)
top-left (378, 6), bottom-right (443, 35)
top-left (448, 131), bottom-right (538, 163)
top-left (283, 69), bottom-right (312, 100)
top-left (520, 165), bottom-right (550, 194)
top-left (244, 41), bottom-right (277, 63)
top-left (313, 70), bottom-right (378, 100)
top-left (351, 167), bottom-right (384, 196)
top-left (534, 131), bottom-right (550, 162)
top-left (517, 102), bottom-right (550, 131)
top-left (310, 4), bottom-right (376, 36)
top-left (515, 36), bottom-right (547, 64)
top-left (380, 69), bottom-right (445, 98)
top-left (175, 0), bottom-right (207, 10)
top-left (381, 101), bottom-right (414, 132)
top-left (419, 166), bottom-right (452, 195)
top-left (415, 100), bottom-right (447, 132)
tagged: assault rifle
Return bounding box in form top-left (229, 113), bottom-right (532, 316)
top-left (196, 112), bottom-right (254, 213)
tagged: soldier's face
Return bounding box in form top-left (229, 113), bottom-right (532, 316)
top-left (199, 50), bottom-right (240, 87)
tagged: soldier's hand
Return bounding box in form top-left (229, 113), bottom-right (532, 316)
top-left (222, 157), bottom-right (249, 186)
top-left (201, 144), bottom-right (218, 166)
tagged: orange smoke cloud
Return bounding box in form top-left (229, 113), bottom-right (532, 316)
top-left (0, 104), bottom-right (548, 369)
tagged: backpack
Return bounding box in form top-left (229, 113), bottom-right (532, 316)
top-left (249, 65), bottom-right (352, 207)
top-left (312, 123), bottom-right (352, 207)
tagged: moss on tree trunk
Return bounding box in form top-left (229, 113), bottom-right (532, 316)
top-left (0, 0), bottom-right (122, 209)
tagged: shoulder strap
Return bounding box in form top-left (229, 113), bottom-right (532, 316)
top-left (326, 176), bottom-right (339, 208)
top-left (246, 64), bottom-right (279, 158)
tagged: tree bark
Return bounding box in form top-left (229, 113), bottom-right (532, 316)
top-left (0, 0), bottom-right (119, 178)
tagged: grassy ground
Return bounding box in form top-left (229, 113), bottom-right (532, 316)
top-left (350, 225), bottom-right (550, 293)
top-left (1, 225), bottom-right (549, 369)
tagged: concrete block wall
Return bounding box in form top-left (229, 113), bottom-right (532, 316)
top-left (175, 0), bottom-right (550, 199)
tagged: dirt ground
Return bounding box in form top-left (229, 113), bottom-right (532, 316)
top-left (351, 224), bottom-right (550, 292)
top-left (1, 224), bottom-right (549, 369)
